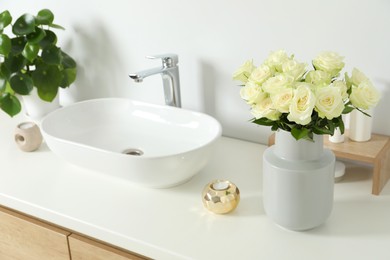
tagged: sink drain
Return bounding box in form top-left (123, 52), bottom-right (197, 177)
top-left (122, 148), bottom-right (144, 156)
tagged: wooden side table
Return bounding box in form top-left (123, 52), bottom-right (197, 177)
top-left (268, 132), bottom-right (390, 195)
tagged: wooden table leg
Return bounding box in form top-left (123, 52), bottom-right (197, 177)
top-left (372, 141), bottom-right (390, 195)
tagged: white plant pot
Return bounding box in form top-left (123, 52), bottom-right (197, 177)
top-left (349, 109), bottom-right (373, 142)
top-left (59, 87), bottom-right (81, 107)
top-left (329, 127), bottom-right (345, 143)
top-left (263, 130), bottom-right (335, 231)
top-left (22, 88), bottom-right (60, 121)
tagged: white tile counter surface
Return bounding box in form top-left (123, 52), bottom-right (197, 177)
top-left (1, 113), bottom-right (390, 260)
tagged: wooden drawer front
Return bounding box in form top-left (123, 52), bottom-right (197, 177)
top-left (69, 234), bottom-right (148, 260)
top-left (0, 207), bottom-right (71, 260)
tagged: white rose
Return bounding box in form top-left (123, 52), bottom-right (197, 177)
top-left (262, 74), bottom-right (294, 94)
top-left (350, 68), bottom-right (369, 86)
top-left (265, 50), bottom-right (290, 72)
top-left (232, 60), bottom-right (255, 83)
top-left (312, 51), bottom-right (345, 77)
top-left (305, 70), bottom-right (331, 86)
top-left (282, 59), bottom-right (307, 81)
top-left (293, 82), bottom-right (315, 91)
top-left (248, 64), bottom-right (273, 85)
top-left (287, 85), bottom-right (316, 125)
top-left (270, 87), bottom-right (294, 113)
top-left (240, 81), bottom-right (266, 105)
top-left (315, 86), bottom-right (345, 119)
top-left (330, 80), bottom-right (348, 101)
top-left (251, 96), bottom-right (281, 121)
top-left (350, 80), bottom-right (381, 110)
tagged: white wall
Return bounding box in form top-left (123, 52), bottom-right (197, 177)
top-left (3, 0), bottom-right (390, 143)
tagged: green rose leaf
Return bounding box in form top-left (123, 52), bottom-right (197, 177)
top-left (26, 27), bottom-right (46, 44)
top-left (22, 42), bottom-right (39, 62)
top-left (291, 127), bottom-right (311, 141)
top-left (32, 64), bottom-right (61, 101)
top-left (12, 13), bottom-right (36, 36)
top-left (337, 117), bottom-right (345, 134)
top-left (313, 125), bottom-right (332, 135)
top-left (0, 92), bottom-right (22, 117)
top-left (342, 105), bottom-right (354, 114)
top-left (60, 68), bottom-right (77, 87)
top-left (0, 34), bottom-right (11, 56)
top-left (0, 10), bottom-right (12, 31)
top-left (36, 9), bottom-right (54, 25)
top-left (39, 30), bottom-right (57, 48)
top-left (9, 72), bottom-right (33, 95)
top-left (252, 117), bottom-right (275, 126)
top-left (42, 44), bottom-right (62, 65)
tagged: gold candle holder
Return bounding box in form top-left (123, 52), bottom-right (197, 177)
top-left (202, 180), bottom-right (240, 214)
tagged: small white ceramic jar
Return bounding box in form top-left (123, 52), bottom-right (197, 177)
top-left (14, 122), bottom-right (43, 152)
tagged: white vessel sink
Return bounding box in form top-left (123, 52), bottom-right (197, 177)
top-left (41, 98), bottom-right (222, 188)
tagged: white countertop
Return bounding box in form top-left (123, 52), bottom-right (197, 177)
top-left (1, 113), bottom-right (390, 260)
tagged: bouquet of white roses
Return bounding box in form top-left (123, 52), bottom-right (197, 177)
top-left (233, 50), bottom-right (381, 141)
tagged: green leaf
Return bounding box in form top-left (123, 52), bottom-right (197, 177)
top-left (12, 13), bottom-right (36, 36)
top-left (9, 72), bottom-right (33, 95)
top-left (291, 127), bottom-right (310, 141)
top-left (342, 105), bottom-right (354, 114)
top-left (355, 108), bottom-right (372, 117)
top-left (32, 64), bottom-right (61, 101)
top-left (2, 53), bottom-right (26, 73)
top-left (61, 51), bottom-right (77, 68)
top-left (36, 9), bottom-right (54, 25)
top-left (0, 63), bottom-right (11, 80)
top-left (26, 27), bottom-right (46, 44)
top-left (0, 34), bottom-right (11, 56)
top-left (10, 36), bottom-right (27, 54)
top-left (252, 117), bottom-right (275, 126)
top-left (313, 125), bottom-right (332, 135)
top-left (0, 64), bottom-right (10, 80)
top-left (60, 68), bottom-right (77, 87)
top-left (338, 117), bottom-right (345, 134)
top-left (0, 92), bottom-right (21, 117)
top-left (22, 42), bottom-right (39, 62)
top-left (39, 30), bottom-right (57, 48)
top-left (42, 44), bottom-right (62, 65)
top-left (50, 23), bottom-right (65, 30)
top-left (0, 73), bottom-right (6, 91)
top-left (328, 119), bottom-right (335, 135)
top-left (0, 10), bottom-right (12, 31)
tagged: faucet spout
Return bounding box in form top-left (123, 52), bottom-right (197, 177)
top-left (129, 54), bottom-right (181, 108)
top-left (129, 67), bottom-right (165, 83)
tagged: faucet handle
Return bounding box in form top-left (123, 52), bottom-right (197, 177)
top-left (146, 54), bottom-right (178, 68)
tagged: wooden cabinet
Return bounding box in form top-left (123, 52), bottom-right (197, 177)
top-left (0, 206), bottom-right (71, 260)
top-left (0, 206), bottom-right (149, 260)
top-left (69, 234), bottom-right (147, 260)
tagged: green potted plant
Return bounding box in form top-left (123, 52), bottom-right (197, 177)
top-left (0, 9), bottom-right (77, 117)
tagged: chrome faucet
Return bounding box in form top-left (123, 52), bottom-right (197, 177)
top-left (129, 54), bottom-right (181, 108)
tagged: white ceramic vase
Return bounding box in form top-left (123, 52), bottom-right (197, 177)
top-left (22, 88), bottom-right (60, 120)
top-left (328, 127), bottom-right (345, 143)
top-left (263, 130), bottom-right (335, 231)
top-left (349, 109), bottom-right (373, 142)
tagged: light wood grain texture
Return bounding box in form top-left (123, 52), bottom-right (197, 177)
top-left (268, 131), bottom-right (390, 195)
top-left (0, 206), bottom-right (71, 260)
top-left (69, 234), bottom-right (149, 260)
